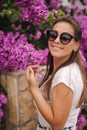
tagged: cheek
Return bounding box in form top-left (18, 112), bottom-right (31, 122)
top-left (48, 42), bottom-right (51, 48)
top-left (64, 44), bottom-right (74, 53)
top-left (48, 42), bottom-right (50, 46)
top-left (66, 42), bottom-right (75, 49)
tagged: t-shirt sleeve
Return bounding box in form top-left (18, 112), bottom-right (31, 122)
top-left (51, 66), bottom-right (75, 92)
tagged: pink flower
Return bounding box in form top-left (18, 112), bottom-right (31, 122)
top-left (77, 114), bottom-right (86, 130)
top-left (36, 73), bottom-right (43, 80)
top-left (0, 108), bottom-right (3, 118)
top-left (0, 93), bottom-right (7, 104)
top-left (34, 31), bottom-right (41, 40)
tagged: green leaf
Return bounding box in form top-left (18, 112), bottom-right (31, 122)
top-left (39, 22), bottom-right (50, 30)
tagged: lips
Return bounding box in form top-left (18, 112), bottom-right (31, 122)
top-left (51, 44), bottom-right (63, 50)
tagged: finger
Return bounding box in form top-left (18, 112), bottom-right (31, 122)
top-left (31, 65), bottom-right (39, 73)
top-left (25, 67), bottom-right (30, 80)
top-left (25, 66), bottom-right (33, 79)
top-left (25, 66), bottom-right (37, 80)
top-left (29, 66), bottom-right (34, 74)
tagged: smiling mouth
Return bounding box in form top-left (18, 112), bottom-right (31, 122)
top-left (52, 45), bottom-right (63, 49)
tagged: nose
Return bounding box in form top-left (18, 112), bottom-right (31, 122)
top-left (54, 35), bottom-right (60, 44)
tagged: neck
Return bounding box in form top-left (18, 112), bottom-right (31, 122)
top-left (53, 56), bottom-right (70, 72)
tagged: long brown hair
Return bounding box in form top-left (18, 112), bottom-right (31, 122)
top-left (40, 16), bottom-right (87, 105)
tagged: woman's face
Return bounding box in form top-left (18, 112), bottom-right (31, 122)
top-left (48, 22), bottom-right (79, 60)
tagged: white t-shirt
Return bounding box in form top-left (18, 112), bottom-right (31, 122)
top-left (36, 62), bottom-right (84, 129)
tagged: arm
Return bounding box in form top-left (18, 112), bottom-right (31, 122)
top-left (25, 66), bottom-right (73, 129)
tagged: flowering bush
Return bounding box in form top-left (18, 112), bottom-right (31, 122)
top-left (0, 93), bottom-right (7, 121)
top-left (0, 0), bottom-right (62, 49)
top-left (0, 0), bottom-right (87, 70)
top-left (76, 101), bottom-right (87, 130)
top-left (0, 84), bottom-right (7, 122)
top-left (0, 0), bottom-right (64, 72)
top-left (0, 30), bottom-right (48, 72)
top-left (61, 0), bottom-right (87, 69)
top-left (77, 113), bottom-right (86, 130)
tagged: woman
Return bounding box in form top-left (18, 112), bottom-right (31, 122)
top-left (25, 16), bottom-right (87, 130)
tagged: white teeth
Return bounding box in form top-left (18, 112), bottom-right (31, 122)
top-left (52, 45), bottom-right (63, 49)
top-left (53, 45), bottom-right (59, 48)
top-left (51, 45), bottom-right (63, 51)
top-left (53, 46), bottom-right (57, 49)
top-left (52, 46), bottom-right (60, 51)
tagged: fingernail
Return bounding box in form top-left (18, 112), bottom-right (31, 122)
top-left (29, 67), bottom-right (32, 71)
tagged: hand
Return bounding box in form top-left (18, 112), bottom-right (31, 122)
top-left (25, 66), bottom-right (39, 90)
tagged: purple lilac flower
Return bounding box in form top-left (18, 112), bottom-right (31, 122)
top-left (79, 50), bottom-right (87, 68)
top-left (36, 73), bottom-right (43, 80)
top-left (0, 30), bottom-right (48, 72)
top-left (74, 15), bottom-right (87, 69)
top-left (34, 31), bottom-right (41, 40)
top-left (0, 93), bottom-right (7, 104)
top-left (0, 108), bottom-right (3, 118)
top-left (15, 0), bottom-right (49, 25)
top-left (77, 114), bottom-right (86, 130)
top-left (83, 0), bottom-right (87, 4)
top-left (0, 93), bottom-right (7, 121)
top-left (29, 31), bottom-right (41, 40)
top-left (47, 0), bottom-right (62, 9)
top-left (12, 24), bottom-right (22, 31)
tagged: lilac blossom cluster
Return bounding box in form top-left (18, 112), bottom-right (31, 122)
top-left (63, 0), bottom-right (87, 16)
top-left (60, 0), bottom-right (87, 69)
top-left (77, 114), bottom-right (86, 130)
top-left (76, 105), bottom-right (87, 130)
top-left (76, 15), bottom-right (87, 68)
top-left (14, 0), bottom-right (63, 30)
top-left (0, 93), bottom-right (7, 121)
top-left (15, 0), bottom-right (49, 25)
top-left (0, 30), bottom-right (48, 72)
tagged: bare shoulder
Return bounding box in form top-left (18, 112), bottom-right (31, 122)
top-left (52, 83), bottom-right (73, 98)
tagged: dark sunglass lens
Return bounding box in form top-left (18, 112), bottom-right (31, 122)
top-left (47, 30), bottom-right (57, 41)
top-left (60, 33), bottom-right (72, 44)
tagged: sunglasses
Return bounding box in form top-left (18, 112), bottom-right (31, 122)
top-left (46, 30), bottom-right (77, 45)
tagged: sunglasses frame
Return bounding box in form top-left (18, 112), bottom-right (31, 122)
top-left (46, 29), bottom-right (77, 45)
